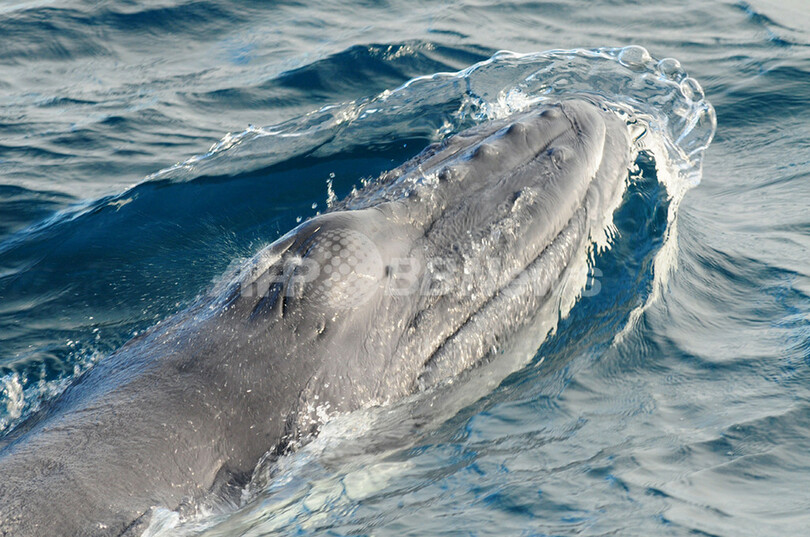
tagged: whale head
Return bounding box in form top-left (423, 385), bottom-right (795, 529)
top-left (229, 99), bottom-right (631, 431)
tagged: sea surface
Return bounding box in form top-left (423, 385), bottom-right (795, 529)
top-left (1, 1), bottom-right (809, 536)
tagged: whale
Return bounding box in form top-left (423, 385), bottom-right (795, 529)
top-left (0, 99), bottom-right (631, 536)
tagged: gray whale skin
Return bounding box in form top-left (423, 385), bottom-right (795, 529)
top-left (0, 99), bottom-right (631, 536)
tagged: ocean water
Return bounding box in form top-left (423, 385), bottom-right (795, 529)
top-left (1, 1), bottom-right (809, 536)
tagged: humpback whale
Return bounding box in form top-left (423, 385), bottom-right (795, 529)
top-left (0, 99), bottom-right (631, 536)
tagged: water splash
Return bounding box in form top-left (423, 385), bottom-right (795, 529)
top-left (146, 46), bottom-right (714, 190)
top-left (0, 374), bottom-right (24, 429)
top-left (0, 349), bottom-right (103, 435)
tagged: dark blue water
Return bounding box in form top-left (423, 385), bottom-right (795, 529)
top-left (1, 1), bottom-right (809, 535)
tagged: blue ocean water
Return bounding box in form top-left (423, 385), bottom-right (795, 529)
top-left (1, 1), bottom-right (809, 536)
